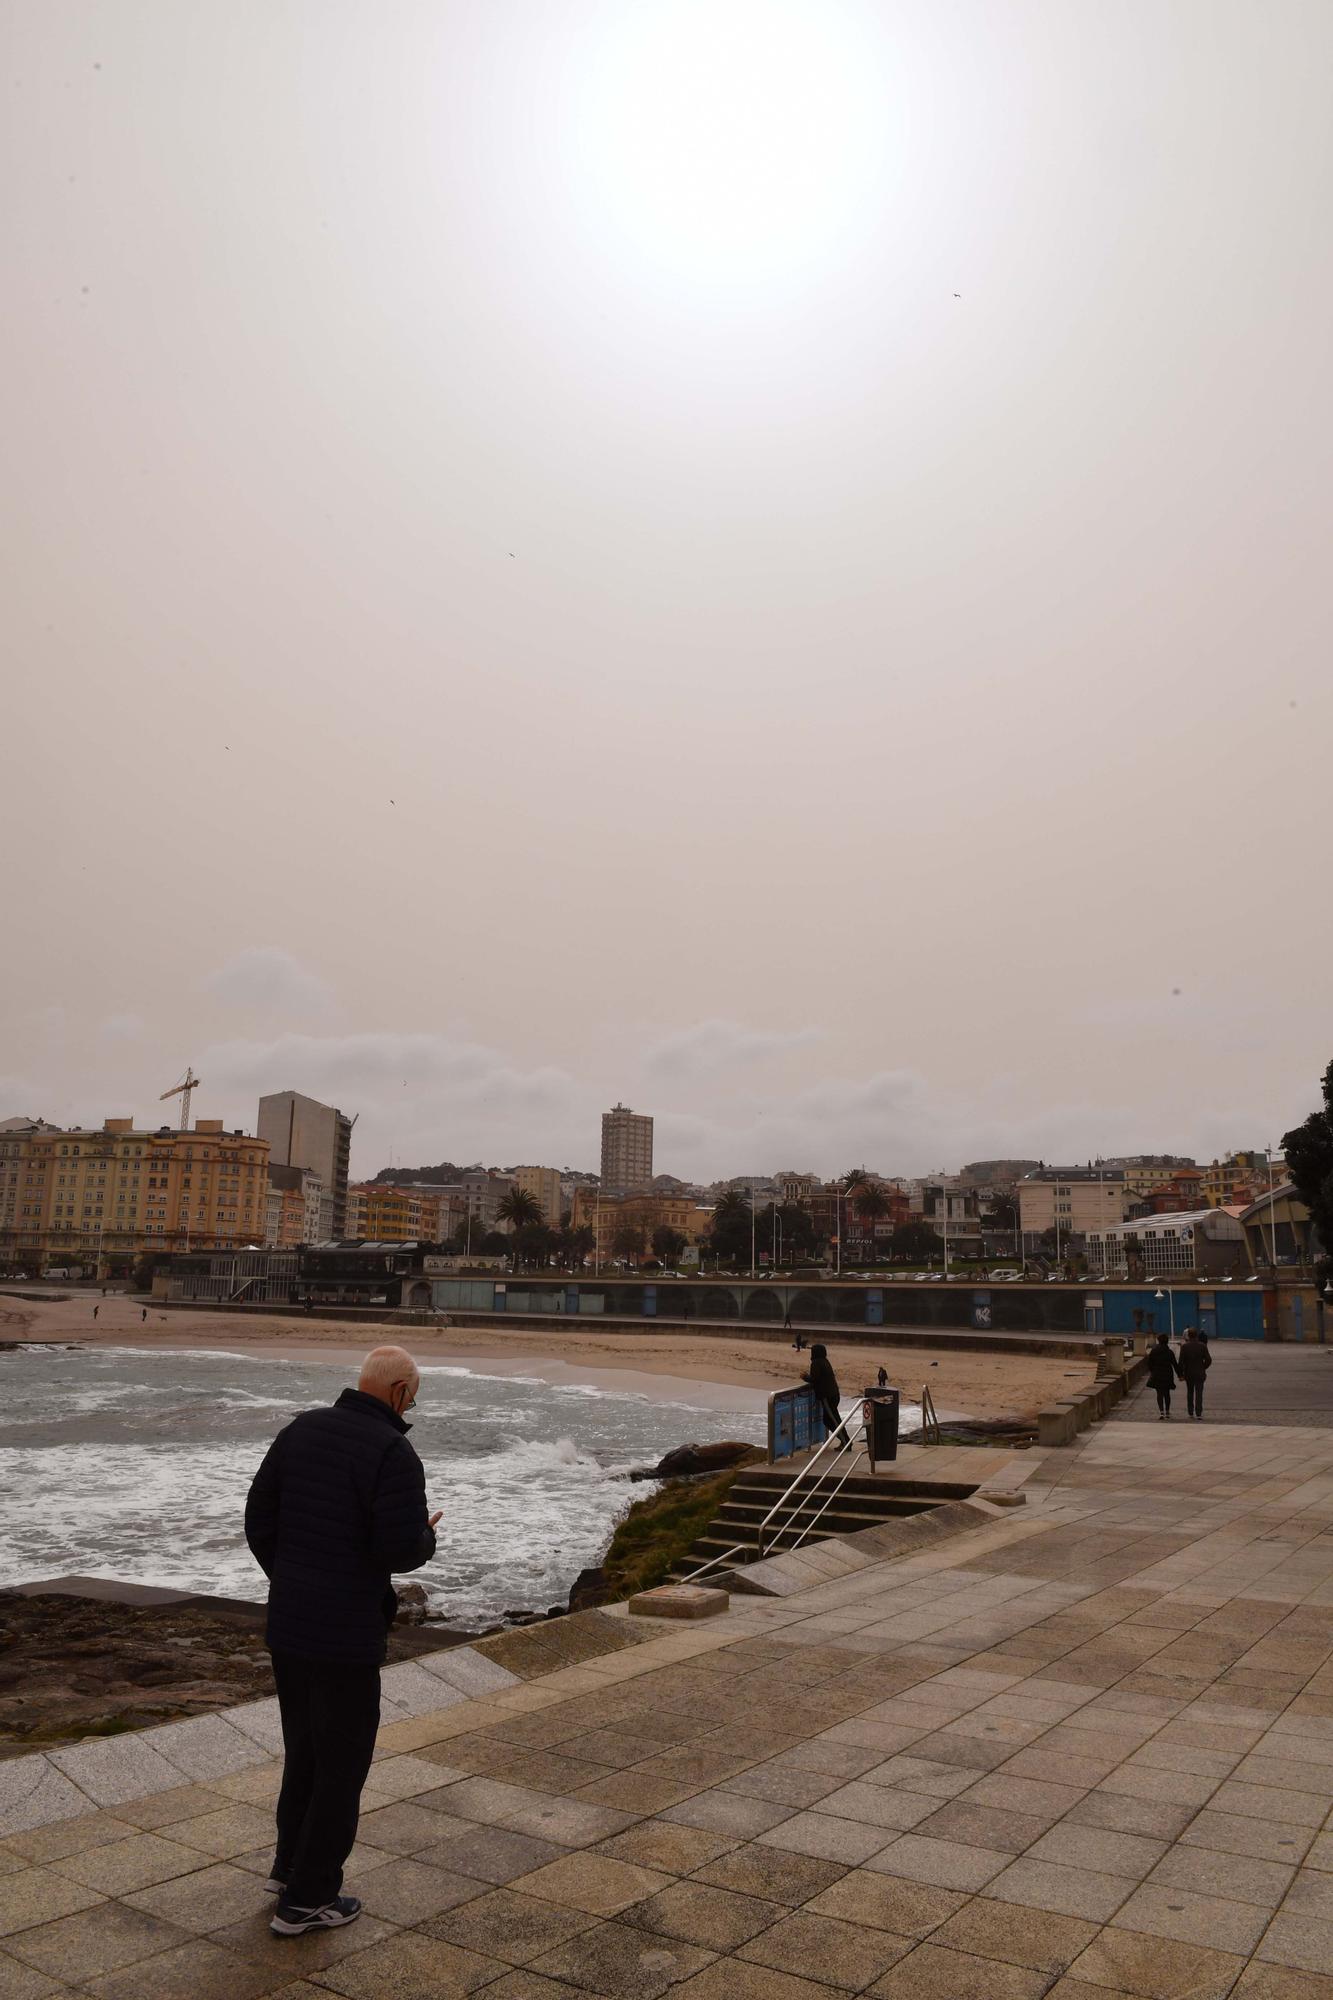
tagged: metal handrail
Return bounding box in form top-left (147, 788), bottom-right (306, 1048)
top-left (678, 1417), bottom-right (863, 1583)
top-left (764, 1437), bottom-right (869, 1558)
top-left (921, 1384), bottom-right (940, 1443)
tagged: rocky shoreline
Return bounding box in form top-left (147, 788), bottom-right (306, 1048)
top-left (0, 1588), bottom-right (471, 1754)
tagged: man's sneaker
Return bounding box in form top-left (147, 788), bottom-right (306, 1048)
top-left (270, 1895), bottom-right (361, 1936)
top-left (263, 1875), bottom-right (287, 1895)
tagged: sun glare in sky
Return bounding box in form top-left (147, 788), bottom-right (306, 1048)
top-left (565, 0), bottom-right (894, 295)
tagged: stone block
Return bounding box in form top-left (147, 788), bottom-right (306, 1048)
top-left (628, 1585), bottom-right (729, 1620)
top-left (1039, 1407), bottom-right (1077, 1447)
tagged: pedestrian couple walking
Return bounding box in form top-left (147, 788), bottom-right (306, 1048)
top-left (244, 1344), bottom-right (438, 1937)
top-left (1145, 1327), bottom-right (1211, 1421)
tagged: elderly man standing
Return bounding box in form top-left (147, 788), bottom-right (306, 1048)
top-left (245, 1344), bottom-right (440, 1936)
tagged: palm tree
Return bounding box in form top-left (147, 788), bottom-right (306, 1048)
top-left (853, 1185), bottom-right (891, 1260)
top-left (497, 1187), bottom-right (542, 1268)
top-left (842, 1167), bottom-right (870, 1194)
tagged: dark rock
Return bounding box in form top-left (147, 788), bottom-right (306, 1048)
top-left (395, 1583), bottom-right (430, 1625)
top-left (650, 1440), bottom-right (758, 1480)
top-left (567, 1566), bottom-right (610, 1612)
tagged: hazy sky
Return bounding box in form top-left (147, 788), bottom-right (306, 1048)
top-left (4, 0), bottom-right (1330, 1183)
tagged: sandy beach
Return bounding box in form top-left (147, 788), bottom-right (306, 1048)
top-left (2, 1291), bottom-right (1095, 1423)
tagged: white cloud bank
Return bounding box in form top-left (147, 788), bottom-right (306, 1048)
top-left (204, 948), bottom-right (336, 1021)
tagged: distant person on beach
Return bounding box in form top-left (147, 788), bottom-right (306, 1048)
top-left (877, 1366), bottom-right (888, 1388)
top-left (92, 1305), bottom-right (98, 1320)
top-left (141, 1307), bottom-right (147, 1323)
top-left (1146, 1331), bottom-right (1179, 1420)
top-left (1177, 1327), bottom-right (1211, 1421)
top-left (802, 1342), bottom-right (849, 1445)
top-left (245, 1344), bottom-right (440, 1938)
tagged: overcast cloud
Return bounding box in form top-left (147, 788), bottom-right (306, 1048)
top-left (2, 0), bottom-right (1329, 1180)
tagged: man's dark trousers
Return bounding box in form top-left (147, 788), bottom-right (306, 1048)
top-left (272, 1654), bottom-right (381, 1908)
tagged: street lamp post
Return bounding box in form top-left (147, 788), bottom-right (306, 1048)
top-left (1265, 1148), bottom-right (1280, 1272)
top-left (1154, 1286), bottom-right (1176, 1339)
top-left (940, 1175), bottom-right (951, 1276)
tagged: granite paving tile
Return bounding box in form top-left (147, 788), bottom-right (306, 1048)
top-left (309, 1929), bottom-right (504, 1996)
top-left (661, 1792), bottom-right (793, 1838)
top-left (1111, 1880), bottom-right (1271, 1954)
top-left (625, 1879), bottom-right (784, 1950)
top-left (123, 1858), bottom-right (269, 1931)
top-left (146, 1716), bottom-right (266, 1782)
top-left (804, 1868), bottom-right (967, 1938)
top-left (1066, 1923), bottom-right (1248, 1998)
top-left (3, 1815), bottom-right (134, 1866)
top-left (165, 1803), bottom-right (276, 1859)
top-left (356, 1802), bottom-right (470, 1855)
top-left (1148, 1841), bottom-right (1295, 1908)
top-left (528, 1918), bottom-right (714, 1997)
top-left (689, 1841), bottom-right (845, 1905)
top-left (413, 1825), bottom-right (570, 1886)
top-left (1210, 1782), bottom-right (1329, 1828)
top-left (666, 1958), bottom-right (845, 2000)
top-left (1062, 1791), bottom-right (1198, 1841)
top-left (513, 1851), bottom-right (672, 1916)
top-left (723, 1764), bottom-right (847, 1807)
top-left (757, 1810), bottom-right (893, 1865)
top-left (360, 1755), bottom-right (462, 1806)
top-left (4, 1904), bottom-right (193, 1985)
top-left (738, 1908), bottom-right (911, 1989)
top-left (47, 1831), bottom-right (205, 1898)
top-left (1026, 1823), bottom-right (1167, 1879)
top-left (423, 1886), bottom-right (595, 1962)
top-left (863, 1831), bottom-right (1008, 1891)
top-left (812, 1781), bottom-right (937, 1832)
top-left (914, 1799), bottom-right (1051, 1852)
top-left (0, 1760), bottom-right (101, 1845)
top-left (861, 1755), bottom-right (976, 1800)
top-left (45, 1739), bottom-right (181, 1809)
top-left (81, 1936), bottom-right (286, 2000)
top-left (353, 1856), bottom-right (482, 1925)
top-left (594, 1822), bottom-right (736, 1876)
top-left (104, 1784), bottom-right (223, 1831)
top-left (0, 1873), bottom-right (103, 1939)
top-left (988, 1854), bottom-right (1138, 1920)
top-left (929, 1895), bottom-right (1099, 1972)
top-left (204, 1910), bottom-right (398, 1975)
top-left (1231, 1967), bottom-right (1333, 1997)
top-left (867, 1941), bottom-right (1053, 1998)
top-left (0, 1948), bottom-right (70, 1998)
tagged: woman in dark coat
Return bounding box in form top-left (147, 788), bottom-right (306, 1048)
top-left (1176, 1328), bottom-right (1211, 1421)
top-left (802, 1343), bottom-right (849, 1445)
top-left (1145, 1331), bottom-right (1179, 1420)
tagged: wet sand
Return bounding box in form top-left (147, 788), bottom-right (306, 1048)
top-left (3, 1293), bottom-right (1096, 1423)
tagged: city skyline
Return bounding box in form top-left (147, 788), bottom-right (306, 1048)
top-left (4, 4), bottom-right (1330, 1189)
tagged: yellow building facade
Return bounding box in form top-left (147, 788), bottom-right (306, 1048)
top-left (0, 1118), bottom-right (268, 1271)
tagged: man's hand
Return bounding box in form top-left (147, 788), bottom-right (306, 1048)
top-left (428, 1511), bottom-right (442, 1528)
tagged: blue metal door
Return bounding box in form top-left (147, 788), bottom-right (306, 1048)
top-left (1215, 1293), bottom-right (1264, 1339)
top-left (643, 1285), bottom-right (657, 1317)
top-left (866, 1289), bottom-right (883, 1326)
top-left (1084, 1304), bottom-right (1104, 1334)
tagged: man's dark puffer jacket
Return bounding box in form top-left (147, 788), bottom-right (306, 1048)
top-left (244, 1387), bottom-right (436, 1665)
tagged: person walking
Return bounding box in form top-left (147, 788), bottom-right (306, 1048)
top-left (876, 1366), bottom-right (889, 1389)
top-left (802, 1342), bottom-right (849, 1444)
top-left (245, 1345), bottom-right (440, 1937)
top-left (141, 1307), bottom-right (148, 1323)
top-left (1177, 1326), bottom-right (1211, 1421)
top-left (1145, 1331), bottom-right (1179, 1420)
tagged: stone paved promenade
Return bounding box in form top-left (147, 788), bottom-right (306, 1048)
top-left (4, 1412), bottom-right (1333, 1999)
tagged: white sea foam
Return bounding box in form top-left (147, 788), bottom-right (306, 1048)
top-left (0, 1344), bottom-right (767, 1627)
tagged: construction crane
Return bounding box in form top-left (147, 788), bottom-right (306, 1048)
top-left (161, 1067), bottom-right (201, 1131)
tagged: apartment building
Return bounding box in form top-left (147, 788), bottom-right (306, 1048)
top-left (265, 1164), bottom-right (333, 1247)
top-left (0, 1118), bottom-right (269, 1271)
top-left (513, 1165), bottom-right (564, 1229)
top-left (569, 1187), bottom-right (708, 1264)
top-left (600, 1104), bottom-right (653, 1197)
top-left (1018, 1167), bottom-right (1127, 1243)
top-left (257, 1092), bottom-right (353, 1235)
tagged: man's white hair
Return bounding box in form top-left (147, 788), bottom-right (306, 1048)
top-left (359, 1345), bottom-right (420, 1397)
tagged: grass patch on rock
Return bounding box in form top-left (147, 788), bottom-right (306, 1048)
top-left (601, 1470), bottom-right (742, 1600)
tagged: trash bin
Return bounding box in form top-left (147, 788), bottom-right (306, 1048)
top-left (861, 1387), bottom-right (900, 1468)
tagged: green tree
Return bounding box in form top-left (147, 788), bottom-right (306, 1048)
top-left (497, 1188), bottom-right (542, 1268)
top-left (853, 1185), bottom-right (891, 1259)
top-left (652, 1225), bottom-right (688, 1266)
top-left (889, 1220), bottom-right (944, 1264)
top-left (611, 1221), bottom-right (646, 1265)
top-left (1283, 1059), bottom-right (1333, 1279)
top-left (842, 1167), bottom-right (869, 1194)
top-left (707, 1189), bottom-right (753, 1268)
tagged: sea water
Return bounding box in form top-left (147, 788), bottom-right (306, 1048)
top-left (0, 1345), bottom-right (768, 1628)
